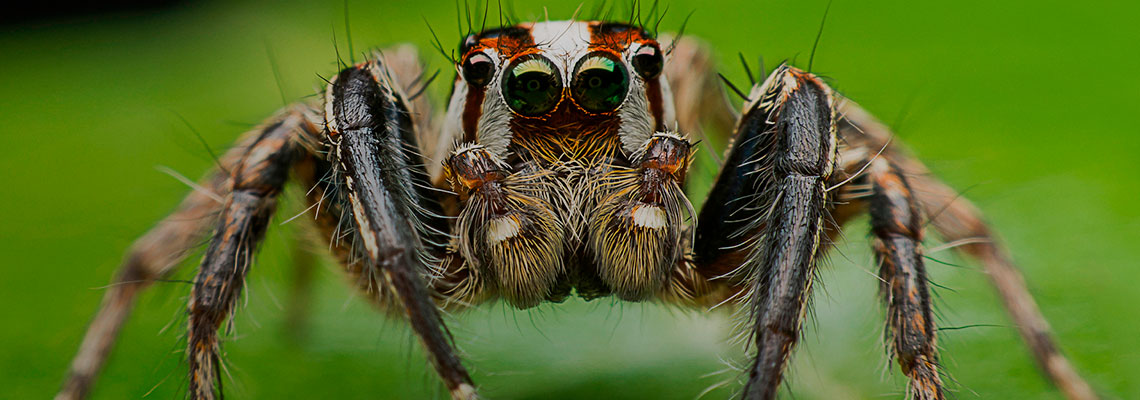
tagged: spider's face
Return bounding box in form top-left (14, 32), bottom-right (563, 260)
top-left (436, 21), bottom-right (690, 308)
top-left (442, 20), bottom-right (673, 164)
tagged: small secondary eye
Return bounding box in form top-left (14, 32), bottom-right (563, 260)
top-left (501, 55), bottom-right (562, 116)
top-left (462, 52), bottom-right (495, 87)
top-left (631, 44), bottom-right (663, 80)
top-left (571, 53), bottom-right (629, 113)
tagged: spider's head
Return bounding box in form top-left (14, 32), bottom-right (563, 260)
top-left (441, 20), bottom-right (673, 163)
top-left (438, 21), bottom-right (690, 306)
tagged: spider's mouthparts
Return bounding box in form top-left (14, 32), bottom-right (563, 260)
top-left (585, 132), bottom-right (694, 301)
top-left (447, 145), bottom-right (565, 309)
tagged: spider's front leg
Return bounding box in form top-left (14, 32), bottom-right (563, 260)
top-left (322, 60), bottom-right (476, 399)
top-left (187, 118), bottom-right (303, 398)
top-left (693, 65), bottom-right (837, 400)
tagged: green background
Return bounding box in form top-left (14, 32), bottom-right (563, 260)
top-left (1, 0), bottom-right (1136, 398)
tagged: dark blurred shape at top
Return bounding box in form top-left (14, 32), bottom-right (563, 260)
top-left (1, 0), bottom-right (187, 26)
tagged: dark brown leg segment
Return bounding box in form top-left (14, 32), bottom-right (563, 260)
top-left (693, 65), bottom-right (838, 400)
top-left (838, 102), bottom-right (1097, 400)
top-left (867, 159), bottom-right (944, 400)
top-left (740, 67), bottom-right (836, 400)
top-left (56, 107), bottom-right (318, 400)
top-left (187, 114), bottom-right (309, 400)
top-left (324, 58), bottom-right (474, 399)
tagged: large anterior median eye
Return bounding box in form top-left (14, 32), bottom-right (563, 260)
top-left (501, 55), bottom-right (562, 116)
top-left (571, 53), bottom-right (629, 113)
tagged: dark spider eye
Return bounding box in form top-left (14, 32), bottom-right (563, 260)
top-left (631, 44), bottom-right (663, 79)
top-left (462, 52), bottom-right (495, 87)
top-left (501, 55), bottom-right (562, 116)
top-left (570, 53), bottom-right (629, 113)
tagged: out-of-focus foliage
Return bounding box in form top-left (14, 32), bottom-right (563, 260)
top-left (0, 0), bottom-right (1136, 398)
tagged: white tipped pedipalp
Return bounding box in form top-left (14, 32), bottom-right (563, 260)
top-left (631, 204), bottom-right (668, 229)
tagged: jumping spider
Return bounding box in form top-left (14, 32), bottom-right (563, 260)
top-left (58, 19), bottom-right (1096, 400)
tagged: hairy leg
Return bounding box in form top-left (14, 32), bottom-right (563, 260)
top-left (866, 158), bottom-right (944, 400)
top-left (693, 65), bottom-right (838, 400)
top-left (838, 102), bottom-right (1097, 400)
top-left (187, 110), bottom-right (315, 399)
top-left (56, 106), bottom-right (319, 400)
top-left (322, 54), bottom-right (475, 399)
top-left (275, 44), bottom-right (442, 341)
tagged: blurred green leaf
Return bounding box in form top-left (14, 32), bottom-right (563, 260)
top-left (0, 0), bottom-right (1136, 398)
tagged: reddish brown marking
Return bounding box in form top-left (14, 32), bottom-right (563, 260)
top-left (787, 68), bottom-right (829, 91)
top-left (585, 22), bottom-right (663, 128)
top-left (645, 77), bottom-right (665, 131)
top-left (637, 135), bottom-right (691, 204)
top-left (587, 22), bottom-right (653, 51)
top-left (457, 26), bottom-right (540, 142)
top-left (508, 99), bottom-right (625, 164)
top-left (640, 135), bottom-right (691, 177)
top-left (460, 86), bottom-right (485, 143)
top-left (446, 147), bottom-right (505, 193)
top-left (462, 25), bottom-right (537, 60)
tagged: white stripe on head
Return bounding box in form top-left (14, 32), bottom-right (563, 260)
top-left (477, 73), bottom-right (512, 158)
top-left (531, 21), bottom-right (592, 79)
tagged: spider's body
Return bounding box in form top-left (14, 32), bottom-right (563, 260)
top-left (58, 19), bottom-right (1096, 400)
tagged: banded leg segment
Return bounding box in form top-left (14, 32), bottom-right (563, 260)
top-left (838, 103), bottom-right (1097, 400)
top-left (325, 58), bottom-right (474, 399)
top-left (868, 159), bottom-right (944, 400)
top-left (56, 107), bottom-right (319, 400)
top-left (695, 65), bottom-right (838, 400)
top-left (57, 176), bottom-right (226, 400)
top-left (187, 114), bottom-right (309, 399)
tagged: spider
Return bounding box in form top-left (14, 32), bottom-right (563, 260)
top-left (56, 18), bottom-right (1097, 400)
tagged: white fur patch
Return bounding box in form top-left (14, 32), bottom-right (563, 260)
top-left (631, 205), bottom-right (667, 229)
top-left (532, 21), bottom-right (591, 75)
top-left (477, 84), bottom-right (513, 158)
top-left (451, 383), bottom-right (478, 400)
top-left (618, 78), bottom-right (655, 154)
top-left (487, 216), bottom-right (522, 244)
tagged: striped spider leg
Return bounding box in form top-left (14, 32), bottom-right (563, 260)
top-left (58, 50), bottom-right (476, 400)
top-left (691, 65), bottom-right (848, 399)
top-left (671, 36), bottom-right (1096, 400)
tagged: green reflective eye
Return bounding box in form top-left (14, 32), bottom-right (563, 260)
top-left (571, 53), bottom-right (629, 113)
top-left (501, 56), bottom-right (562, 116)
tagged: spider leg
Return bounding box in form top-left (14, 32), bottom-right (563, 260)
top-left (838, 102), bottom-right (1097, 400)
top-left (56, 106), bottom-right (319, 400)
top-left (866, 158), bottom-right (944, 399)
top-left (278, 44), bottom-right (438, 341)
top-left (187, 110), bottom-right (315, 399)
top-left (693, 65), bottom-right (838, 400)
top-left (323, 58), bottom-right (475, 399)
top-left (663, 35), bottom-right (737, 143)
